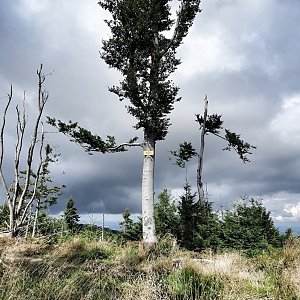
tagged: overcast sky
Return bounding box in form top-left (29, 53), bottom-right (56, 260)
top-left (0, 0), bottom-right (300, 231)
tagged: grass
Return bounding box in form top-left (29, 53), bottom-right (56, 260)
top-left (0, 235), bottom-right (300, 299)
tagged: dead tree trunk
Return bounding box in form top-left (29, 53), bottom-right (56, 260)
top-left (0, 64), bottom-right (50, 237)
top-left (196, 95), bottom-right (208, 204)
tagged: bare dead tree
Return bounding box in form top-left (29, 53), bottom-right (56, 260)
top-left (196, 95), bottom-right (208, 203)
top-left (0, 64), bottom-right (51, 237)
top-left (171, 95), bottom-right (256, 205)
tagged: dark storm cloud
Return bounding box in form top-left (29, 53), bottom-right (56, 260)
top-left (1, 0), bottom-right (300, 229)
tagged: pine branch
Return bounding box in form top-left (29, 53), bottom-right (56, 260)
top-left (47, 117), bottom-right (140, 154)
top-left (170, 141), bottom-right (198, 168)
top-left (223, 129), bottom-right (257, 163)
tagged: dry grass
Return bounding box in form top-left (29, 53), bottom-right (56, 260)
top-left (1, 235), bottom-right (300, 299)
top-left (121, 272), bottom-right (169, 300)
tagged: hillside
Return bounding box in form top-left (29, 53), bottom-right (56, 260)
top-left (1, 234), bottom-right (300, 300)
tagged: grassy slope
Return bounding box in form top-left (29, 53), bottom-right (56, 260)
top-left (0, 235), bottom-right (300, 300)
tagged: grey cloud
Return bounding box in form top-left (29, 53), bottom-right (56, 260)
top-left (1, 1), bottom-right (300, 231)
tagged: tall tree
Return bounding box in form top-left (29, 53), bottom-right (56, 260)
top-left (154, 188), bottom-right (179, 237)
top-left (177, 182), bottom-right (222, 251)
top-left (178, 182), bottom-right (198, 250)
top-left (63, 198), bottom-right (80, 233)
top-left (49, 0), bottom-right (201, 245)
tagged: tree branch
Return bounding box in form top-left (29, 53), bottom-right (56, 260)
top-left (47, 117), bottom-right (140, 154)
top-left (162, 0), bottom-right (201, 56)
top-left (17, 64), bottom-right (49, 214)
top-left (19, 124), bottom-right (46, 227)
top-left (0, 86), bottom-right (13, 197)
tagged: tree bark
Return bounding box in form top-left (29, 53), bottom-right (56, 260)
top-left (141, 130), bottom-right (157, 245)
top-left (197, 96), bottom-right (208, 204)
top-left (32, 199), bottom-right (40, 238)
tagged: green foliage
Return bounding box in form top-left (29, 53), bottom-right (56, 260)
top-left (166, 266), bottom-right (224, 299)
top-left (119, 208), bottom-right (142, 242)
top-left (196, 113), bottom-right (223, 135)
top-left (46, 117), bottom-right (132, 154)
top-left (194, 206), bottom-right (223, 252)
top-left (222, 197), bottom-right (282, 254)
top-left (154, 188), bottom-right (180, 237)
top-left (35, 212), bottom-right (64, 236)
top-left (47, 0), bottom-right (201, 145)
top-left (78, 224), bottom-right (104, 240)
top-left (0, 204), bottom-right (9, 231)
top-left (63, 198), bottom-right (80, 233)
top-left (178, 182), bottom-right (198, 250)
top-left (99, 0), bottom-right (201, 140)
top-left (170, 141), bottom-right (197, 168)
top-left (223, 129), bottom-right (256, 163)
top-left (177, 183), bottom-right (223, 252)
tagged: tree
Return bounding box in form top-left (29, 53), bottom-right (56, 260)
top-left (222, 197), bottom-right (282, 253)
top-left (0, 65), bottom-right (54, 237)
top-left (171, 96), bottom-right (256, 203)
top-left (177, 182), bottom-right (222, 251)
top-left (178, 182), bottom-right (198, 250)
top-left (154, 188), bottom-right (179, 237)
top-left (33, 212), bottom-right (64, 237)
top-left (17, 145), bottom-right (64, 237)
top-left (120, 208), bottom-right (134, 232)
top-left (63, 198), bottom-right (80, 233)
top-left (193, 201), bottom-right (223, 252)
top-left (119, 208), bottom-right (142, 241)
top-left (29, 146), bottom-right (64, 237)
top-left (48, 0), bottom-right (201, 245)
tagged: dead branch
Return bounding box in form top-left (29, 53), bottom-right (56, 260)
top-left (0, 86), bottom-right (13, 196)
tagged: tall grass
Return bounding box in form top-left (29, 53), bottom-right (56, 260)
top-left (0, 234), bottom-right (300, 299)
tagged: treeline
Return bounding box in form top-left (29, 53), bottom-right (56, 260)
top-left (0, 186), bottom-right (291, 256)
top-left (120, 185), bottom-right (290, 256)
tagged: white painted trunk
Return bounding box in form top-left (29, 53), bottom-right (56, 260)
top-left (141, 131), bottom-right (157, 245)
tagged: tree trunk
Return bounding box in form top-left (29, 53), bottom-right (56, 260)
top-left (141, 130), bottom-right (157, 245)
top-left (8, 205), bottom-right (17, 238)
top-left (197, 96), bottom-right (208, 204)
top-left (32, 200), bottom-right (40, 238)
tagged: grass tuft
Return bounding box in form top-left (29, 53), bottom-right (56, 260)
top-left (0, 235), bottom-right (300, 299)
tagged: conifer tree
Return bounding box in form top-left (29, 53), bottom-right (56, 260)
top-left (119, 208), bottom-right (142, 241)
top-left (63, 198), bottom-right (80, 233)
top-left (154, 188), bottom-right (179, 237)
top-left (120, 208), bottom-right (133, 232)
top-left (178, 182), bottom-right (198, 250)
top-left (178, 183), bottom-right (222, 251)
top-left (222, 197), bottom-right (282, 253)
